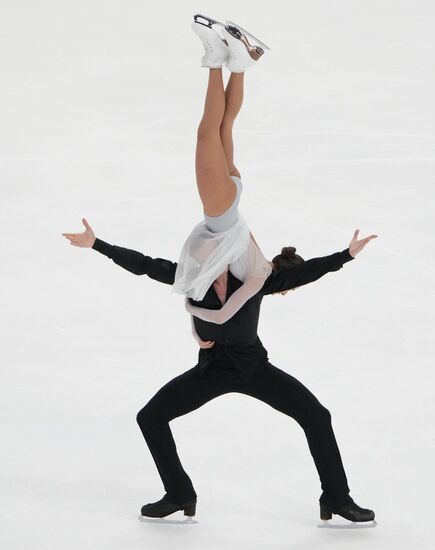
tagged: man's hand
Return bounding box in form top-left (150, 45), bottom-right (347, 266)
top-left (198, 339), bottom-right (215, 349)
top-left (62, 218), bottom-right (96, 248)
top-left (349, 229), bottom-right (378, 257)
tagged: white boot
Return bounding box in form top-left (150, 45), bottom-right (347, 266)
top-left (191, 14), bottom-right (230, 69)
top-left (223, 21), bottom-right (270, 73)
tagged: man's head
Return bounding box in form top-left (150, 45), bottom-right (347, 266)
top-left (272, 246), bottom-right (304, 270)
top-left (271, 246), bottom-right (305, 296)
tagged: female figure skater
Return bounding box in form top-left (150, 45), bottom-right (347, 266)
top-left (173, 15), bottom-right (275, 326)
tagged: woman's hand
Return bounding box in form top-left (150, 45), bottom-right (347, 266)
top-left (198, 339), bottom-right (215, 349)
top-left (348, 229), bottom-right (378, 257)
top-left (186, 298), bottom-right (215, 348)
top-left (62, 218), bottom-right (96, 248)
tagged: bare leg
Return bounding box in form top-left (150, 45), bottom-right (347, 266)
top-left (220, 72), bottom-right (244, 178)
top-left (195, 69), bottom-right (237, 216)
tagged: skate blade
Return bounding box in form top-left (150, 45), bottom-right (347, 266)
top-left (225, 20), bottom-right (270, 51)
top-left (138, 514), bottom-right (198, 525)
top-left (194, 14), bottom-right (225, 28)
top-left (317, 519), bottom-right (378, 529)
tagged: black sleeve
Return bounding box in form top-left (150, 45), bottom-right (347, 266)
top-left (92, 237), bottom-right (177, 285)
top-left (261, 248), bottom-right (354, 295)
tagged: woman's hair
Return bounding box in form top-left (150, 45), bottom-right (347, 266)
top-left (272, 246), bottom-right (305, 271)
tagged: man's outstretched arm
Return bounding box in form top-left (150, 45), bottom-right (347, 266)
top-left (261, 229), bottom-right (377, 296)
top-left (92, 238), bottom-right (176, 285)
top-left (62, 217), bottom-right (176, 285)
top-left (261, 248), bottom-right (354, 295)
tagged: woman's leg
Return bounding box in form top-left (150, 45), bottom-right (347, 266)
top-left (220, 72), bottom-right (244, 178)
top-left (195, 69), bottom-right (237, 216)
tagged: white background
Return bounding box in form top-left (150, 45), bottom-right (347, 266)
top-left (1, 1), bottom-right (434, 548)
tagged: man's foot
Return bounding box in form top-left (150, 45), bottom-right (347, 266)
top-left (320, 498), bottom-right (375, 522)
top-left (140, 493), bottom-right (197, 518)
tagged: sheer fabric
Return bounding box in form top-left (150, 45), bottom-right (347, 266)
top-left (185, 235), bottom-right (272, 325)
top-left (172, 212), bottom-right (251, 301)
top-left (172, 175), bottom-right (271, 316)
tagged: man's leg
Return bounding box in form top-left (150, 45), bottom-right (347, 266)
top-left (241, 362), bottom-right (352, 509)
top-left (136, 364), bottom-right (237, 505)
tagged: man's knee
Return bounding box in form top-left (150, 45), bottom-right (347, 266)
top-left (313, 404), bottom-right (332, 423)
top-left (136, 407), bottom-right (146, 427)
top-left (136, 405), bottom-right (159, 430)
top-left (303, 403), bottom-right (332, 427)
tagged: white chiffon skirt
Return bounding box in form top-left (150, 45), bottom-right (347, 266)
top-left (172, 211), bottom-right (251, 301)
top-left (172, 175), bottom-right (271, 301)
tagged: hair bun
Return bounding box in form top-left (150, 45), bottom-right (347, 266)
top-left (272, 246), bottom-right (304, 271)
top-left (281, 246), bottom-right (297, 259)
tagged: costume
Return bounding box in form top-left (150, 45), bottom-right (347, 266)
top-left (92, 237), bottom-right (354, 510)
top-left (173, 176), bottom-right (272, 325)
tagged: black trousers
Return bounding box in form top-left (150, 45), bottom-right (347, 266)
top-left (136, 359), bottom-right (352, 508)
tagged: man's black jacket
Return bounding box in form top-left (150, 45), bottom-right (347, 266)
top-left (92, 238), bottom-right (354, 382)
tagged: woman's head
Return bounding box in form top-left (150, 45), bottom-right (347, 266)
top-left (272, 246), bottom-right (304, 271)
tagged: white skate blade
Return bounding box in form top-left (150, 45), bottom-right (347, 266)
top-left (138, 514), bottom-right (198, 525)
top-left (225, 20), bottom-right (270, 51)
top-left (191, 21), bottom-right (227, 46)
top-left (317, 519), bottom-right (378, 529)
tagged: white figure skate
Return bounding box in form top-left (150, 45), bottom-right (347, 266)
top-left (223, 20), bottom-right (270, 73)
top-left (191, 14), bottom-right (230, 69)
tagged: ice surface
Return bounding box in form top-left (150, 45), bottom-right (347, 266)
top-left (1, 1), bottom-right (434, 549)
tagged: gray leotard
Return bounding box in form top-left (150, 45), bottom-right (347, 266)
top-left (204, 176), bottom-right (242, 233)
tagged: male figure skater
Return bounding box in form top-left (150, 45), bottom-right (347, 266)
top-left (62, 218), bottom-right (377, 524)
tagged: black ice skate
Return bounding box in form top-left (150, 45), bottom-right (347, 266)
top-left (140, 493), bottom-right (197, 518)
top-left (318, 498), bottom-right (377, 529)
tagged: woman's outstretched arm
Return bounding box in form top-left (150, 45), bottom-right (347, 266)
top-left (185, 235), bottom-right (271, 324)
top-left (185, 274), bottom-right (266, 324)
